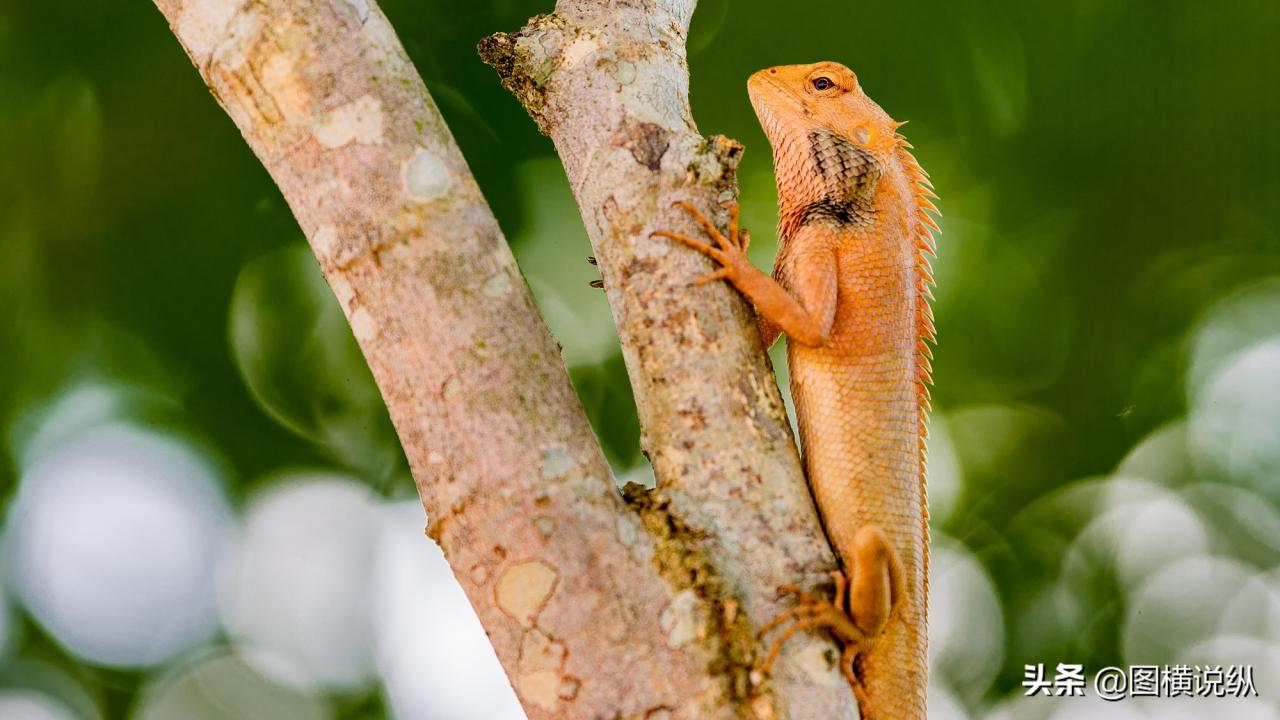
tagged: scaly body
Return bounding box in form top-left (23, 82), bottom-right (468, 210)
top-left (655, 61), bottom-right (936, 718)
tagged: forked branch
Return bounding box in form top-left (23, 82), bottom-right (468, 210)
top-left (150, 0), bottom-right (728, 716)
top-left (150, 0), bottom-right (857, 715)
top-left (481, 0), bottom-right (857, 716)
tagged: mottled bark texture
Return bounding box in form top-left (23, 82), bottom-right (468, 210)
top-left (480, 1), bottom-right (858, 717)
top-left (151, 0), bottom-right (859, 716)
top-left (150, 0), bottom-right (742, 717)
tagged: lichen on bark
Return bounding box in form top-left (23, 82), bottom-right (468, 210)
top-left (624, 484), bottom-right (771, 718)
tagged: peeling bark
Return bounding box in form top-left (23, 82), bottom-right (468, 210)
top-left (149, 0), bottom-right (752, 717)
top-left (481, 2), bottom-right (859, 717)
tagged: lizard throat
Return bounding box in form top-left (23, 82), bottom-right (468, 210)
top-left (776, 128), bottom-right (882, 239)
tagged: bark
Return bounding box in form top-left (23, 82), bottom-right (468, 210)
top-left (148, 0), bottom-right (731, 717)
top-left (480, 1), bottom-right (858, 717)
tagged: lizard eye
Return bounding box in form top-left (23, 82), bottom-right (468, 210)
top-left (811, 77), bottom-right (835, 91)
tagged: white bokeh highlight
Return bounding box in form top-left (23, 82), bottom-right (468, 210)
top-left (136, 649), bottom-right (332, 720)
top-left (219, 474), bottom-right (379, 693)
top-left (1190, 340), bottom-right (1280, 491)
top-left (1115, 420), bottom-right (1195, 487)
top-left (1182, 482), bottom-right (1280, 556)
top-left (925, 413), bottom-right (963, 526)
top-left (1185, 278), bottom-right (1280, 399)
top-left (1180, 634), bottom-right (1280, 703)
top-left (373, 501), bottom-right (525, 720)
top-left (8, 383), bottom-right (128, 473)
top-left (1123, 555), bottom-right (1254, 664)
top-left (988, 693), bottom-right (1278, 720)
top-left (1044, 695), bottom-right (1148, 720)
top-left (0, 554), bottom-right (12, 663)
top-left (928, 679), bottom-right (972, 720)
top-left (0, 690), bottom-right (80, 720)
top-left (4, 422), bottom-right (232, 667)
top-left (981, 693), bottom-right (1053, 720)
top-left (930, 537), bottom-right (1004, 702)
top-left (1065, 480), bottom-right (1209, 591)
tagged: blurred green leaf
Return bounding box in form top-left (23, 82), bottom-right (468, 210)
top-left (228, 244), bottom-right (401, 484)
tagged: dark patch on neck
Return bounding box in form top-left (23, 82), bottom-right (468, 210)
top-left (798, 129), bottom-right (881, 229)
top-left (796, 198), bottom-right (864, 227)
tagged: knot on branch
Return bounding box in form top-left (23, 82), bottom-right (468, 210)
top-left (478, 14), bottom-right (570, 134)
top-left (684, 134), bottom-right (745, 193)
top-left (622, 119), bottom-right (671, 172)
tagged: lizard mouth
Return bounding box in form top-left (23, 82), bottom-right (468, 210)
top-left (747, 70), bottom-right (808, 142)
top-left (748, 71), bottom-right (800, 110)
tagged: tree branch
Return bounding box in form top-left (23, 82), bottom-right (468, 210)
top-left (481, 1), bottom-right (858, 716)
top-left (149, 0), bottom-right (752, 716)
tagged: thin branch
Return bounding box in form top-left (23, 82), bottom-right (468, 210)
top-left (149, 0), bottom-right (739, 716)
top-left (481, 1), bottom-right (858, 716)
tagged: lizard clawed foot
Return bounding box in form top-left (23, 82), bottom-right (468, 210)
top-left (758, 570), bottom-right (866, 683)
top-left (757, 526), bottom-right (903, 700)
top-left (649, 200), bottom-right (752, 285)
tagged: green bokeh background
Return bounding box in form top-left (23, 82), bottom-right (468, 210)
top-left (2, 0), bottom-right (1279, 718)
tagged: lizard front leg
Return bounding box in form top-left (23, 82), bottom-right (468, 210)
top-left (652, 201), bottom-right (906, 693)
top-left (651, 201), bottom-right (834, 347)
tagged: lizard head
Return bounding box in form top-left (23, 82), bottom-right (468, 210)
top-left (748, 62), bottom-right (905, 231)
top-left (747, 61), bottom-right (900, 159)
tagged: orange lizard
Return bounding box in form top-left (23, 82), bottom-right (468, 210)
top-left (652, 61), bottom-right (937, 718)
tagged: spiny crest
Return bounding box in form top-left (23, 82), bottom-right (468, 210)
top-left (894, 130), bottom-right (939, 448)
top-left (897, 126), bottom-right (938, 634)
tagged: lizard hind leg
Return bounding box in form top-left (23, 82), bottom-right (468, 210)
top-left (756, 525), bottom-right (903, 682)
top-left (757, 572), bottom-right (864, 677)
top-left (845, 524), bottom-right (903, 638)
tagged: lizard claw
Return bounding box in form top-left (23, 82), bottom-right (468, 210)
top-left (654, 200), bottom-right (751, 286)
top-left (670, 201), bottom-right (732, 251)
top-left (649, 230), bottom-right (725, 262)
top-left (758, 528), bottom-right (902, 710)
top-left (757, 571), bottom-right (867, 684)
top-left (694, 268), bottom-right (731, 286)
top-left (670, 200), bottom-right (742, 253)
